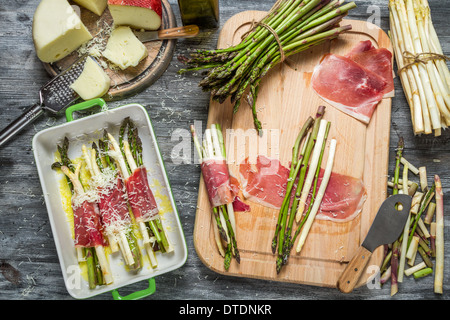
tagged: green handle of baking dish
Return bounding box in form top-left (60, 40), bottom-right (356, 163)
top-left (65, 98), bottom-right (158, 300)
top-left (65, 98), bottom-right (107, 122)
top-left (111, 278), bottom-right (156, 300)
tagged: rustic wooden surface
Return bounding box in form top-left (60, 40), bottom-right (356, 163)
top-left (0, 0), bottom-right (448, 301)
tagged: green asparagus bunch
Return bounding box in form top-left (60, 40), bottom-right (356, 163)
top-left (179, 0), bottom-right (356, 133)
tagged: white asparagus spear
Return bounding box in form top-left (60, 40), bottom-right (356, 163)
top-left (296, 138), bottom-right (337, 253)
top-left (434, 175), bottom-right (444, 294)
top-left (296, 119), bottom-right (328, 222)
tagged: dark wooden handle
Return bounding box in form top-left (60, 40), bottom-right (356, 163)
top-left (157, 25), bottom-right (199, 39)
top-left (336, 246), bottom-right (372, 293)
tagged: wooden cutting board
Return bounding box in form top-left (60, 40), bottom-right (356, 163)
top-left (193, 11), bottom-right (393, 288)
top-left (43, 0), bottom-right (176, 101)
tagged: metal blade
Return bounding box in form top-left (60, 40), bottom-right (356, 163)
top-left (39, 55), bottom-right (87, 113)
top-left (362, 194), bottom-right (412, 252)
top-left (134, 31), bottom-right (159, 42)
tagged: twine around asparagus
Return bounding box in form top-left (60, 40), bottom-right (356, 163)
top-left (239, 0), bottom-right (296, 70)
top-left (397, 50), bottom-right (450, 74)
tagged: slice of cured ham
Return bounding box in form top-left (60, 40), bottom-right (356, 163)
top-left (125, 166), bottom-right (159, 223)
top-left (311, 53), bottom-right (387, 124)
top-left (201, 158), bottom-right (235, 207)
top-left (345, 40), bottom-right (394, 98)
top-left (98, 176), bottom-right (132, 234)
top-left (73, 199), bottom-right (106, 248)
top-left (304, 168), bottom-right (367, 222)
top-left (238, 156), bottom-right (367, 222)
top-left (239, 155), bottom-right (290, 209)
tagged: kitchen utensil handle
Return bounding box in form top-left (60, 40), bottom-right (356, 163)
top-left (65, 98), bottom-right (107, 122)
top-left (111, 278), bottom-right (156, 300)
top-left (336, 246), bottom-right (373, 293)
top-left (158, 25), bottom-right (199, 39)
top-left (0, 103), bottom-right (43, 147)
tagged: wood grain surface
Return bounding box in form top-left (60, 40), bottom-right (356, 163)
top-left (194, 13), bottom-right (392, 288)
top-left (0, 0), bottom-right (449, 301)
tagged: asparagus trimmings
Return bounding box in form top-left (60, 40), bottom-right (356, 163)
top-left (191, 124), bottom-right (239, 270)
top-left (383, 137), bottom-right (445, 295)
top-left (179, 0), bottom-right (356, 133)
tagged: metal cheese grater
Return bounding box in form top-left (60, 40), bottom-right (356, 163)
top-left (0, 55), bottom-right (88, 147)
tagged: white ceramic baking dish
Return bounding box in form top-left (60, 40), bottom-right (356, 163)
top-left (32, 99), bottom-right (188, 299)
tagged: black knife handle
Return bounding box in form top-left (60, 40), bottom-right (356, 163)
top-left (0, 103), bottom-right (44, 147)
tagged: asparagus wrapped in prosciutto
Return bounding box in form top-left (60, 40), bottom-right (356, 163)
top-left (106, 118), bottom-right (173, 268)
top-left (191, 124), bottom-right (240, 270)
top-left (81, 142), bottom-right (142, 271)
top-left (52, 137), bottom-right (113, 289)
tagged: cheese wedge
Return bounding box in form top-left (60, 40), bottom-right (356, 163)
top-left (70, 57), bottom-right (111, 100)
top-left (108, 0), bottom-right (162, 30)
top-left (73, 0), bottom-right (108, 16)
top-left (102, 26), bottom-right (148, 70)
top-left (32, 0), bottom-right (93, 63)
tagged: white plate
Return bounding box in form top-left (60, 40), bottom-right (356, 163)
top-left (32, 102), bottom-right (188, 299)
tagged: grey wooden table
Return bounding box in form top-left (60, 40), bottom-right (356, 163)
top-left (0, 0), bottom-right (448, 302)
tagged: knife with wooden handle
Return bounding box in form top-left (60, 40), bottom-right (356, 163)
top-left (336, 194), bottom-right (412, 293)
top-left (134, 25), bottom-right (199, 42)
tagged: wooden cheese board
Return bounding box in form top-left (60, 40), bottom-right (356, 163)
top-left (193, 11), bottom-right (393, 288)
top-left (43, 0), bottom-right (177, 101)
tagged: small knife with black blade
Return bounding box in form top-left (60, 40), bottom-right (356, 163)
top-left (336, 194), bottom-right (412, 293)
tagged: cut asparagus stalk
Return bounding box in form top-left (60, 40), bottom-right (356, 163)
top-left (406, 235), bottom-right (419, 266)
top-left (404, 261), bottom-right (426, 277)
top-left (419, 166), bottom-right (428, 192)
top-left (424, 202), bottom-right (436, 225)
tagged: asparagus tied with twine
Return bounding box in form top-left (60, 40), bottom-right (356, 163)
top-left (178, 0), bottom-right (356, 134)
top-left (389, 0), bottom-right (450, 136)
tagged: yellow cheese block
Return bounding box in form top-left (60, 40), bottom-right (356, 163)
top-left (32, 0), bottom-right (93, 63)
top-left (73, 0), bottom-right (108, 16)
top-left (70, 57), bottom-right (111, 100)
top-left (102, 26), bottom-right (148, 70)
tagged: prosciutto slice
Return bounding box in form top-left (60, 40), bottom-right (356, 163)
top-left (304, 169), bottom-right (367, 222)
top-left (126, 166), bottom-right (159, 223)
top-left (239, 155), bottom-right (290, 209)
top-left (311, 41), bottom-right (393, 124)
top-left (73, 200), bottom-right (106, 248)
top-left (345, 40), bottom-right (394, 98)
top-left (312, 54), bottom-right (387, 123)
top-left (201, 158), bottom-right (234, 207)
top-left (238, 156), bottom-right (367, 222)
top-left (98, 176), bottom-right (131, 234)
